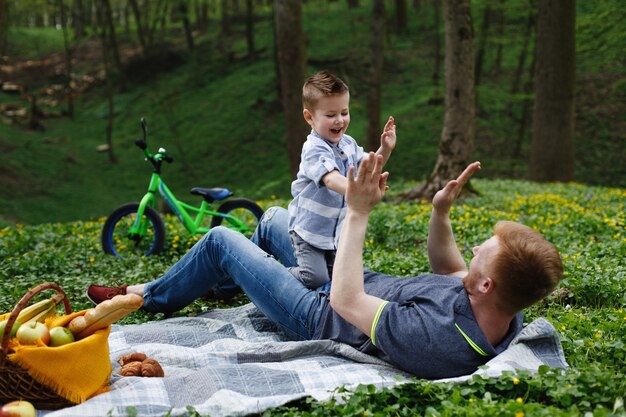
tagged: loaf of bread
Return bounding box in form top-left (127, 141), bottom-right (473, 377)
top-left (68, 293), bottom-right (143, 339)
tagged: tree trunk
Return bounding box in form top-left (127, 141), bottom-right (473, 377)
top-left (510, 50), bottom-right (535, 173)
top-left (490, 0), bottom-right (505, 76)
top-left (509, 4), bottom-right (535, 100)
top-left (97, 0), bottom-right (117, 164)
top-left (196, 0), bottom-right (209, 32)
top-left (72, 0), bottom-right (86, 39)
top-left (400, 0), bottom-right (475, 201)
top-left (58, 0), bottom-right (74, 118)
top-left (474, 5), bottom-right (491, 87)
top-left (347, 0), bottom-right (359, 8)
top-left (395, 0), bottom-right (407, 33)
top-left (101, 0), bottom-right (125, 92)
top-left (432, 0), bottom-right (442, 88)
top-left (529, 0), bottom-right (575, 182)
top-left (178, 1), bottom-right (195, 50)
top-left (221, 0), bottom-right (231, 37)
top-left (0, 0), bottom-right (7, 55)
top-left (367, 0), bottom-right (385, 152)
top-left (128, 0), bottom-right (147, 52)
top-left (245, 0), bottom-right (256, 63)
top-left (274, 0), bottom-right (308, 180)
top-left (147, 0), bottom-right (168, 47)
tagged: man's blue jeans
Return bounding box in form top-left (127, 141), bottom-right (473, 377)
top-left (143, 207), bottom-right (330, 341)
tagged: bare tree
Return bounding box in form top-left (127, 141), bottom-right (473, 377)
top-left (367, 0), bottom-right (385, 152)
top-left (57, 0), bottom-right (74, 118)
top-left (221, 0), bottom-right (231, 37)
top-left (274, 0), bottom-right (308, 179)
top-left (177, 1), bottom-right (195, 50)
top-left (0, 0), bottom-right (7, 55)
top-left (128, 0), bottom-right (147, 51)
top-left (195, 0), bottom-right (209, 32)
top-left (474, 4), bottom-right (491, 87)
top-left (96, 0), bottom-right (118, 164)
top-left (529, 0), bottom-right (575, 182)
top-left (395, 0), bottom-right (407, 33)
top-left (100, 0), bottom-right (125, 91)
top-left (400, 0), bottom-right (475, 201)
top-left (490, 0), bottom-right (505, 76)
top-left (245, 0), bottom-right (256, 63)
top-left (432, 0), bottom-right (442, 89)
top-left (72, 0), bottom-right (86, 39)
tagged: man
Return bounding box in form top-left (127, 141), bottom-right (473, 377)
top-left (88, 154), bottom-right (563, 379)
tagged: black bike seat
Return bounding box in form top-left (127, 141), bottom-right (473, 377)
top-left (190, 187), bottom-right (233, 203)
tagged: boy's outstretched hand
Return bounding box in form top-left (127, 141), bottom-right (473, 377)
top-left (432, 161), bottom-right (481, 214)
top-left (380, 116), bottom-right (396, 153)
top-left (346, 152), bottom-right (389, 216)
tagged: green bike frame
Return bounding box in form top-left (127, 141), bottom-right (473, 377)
top-left (130, 157), bottom-right (249, 239)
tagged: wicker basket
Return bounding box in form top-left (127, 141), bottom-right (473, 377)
top-left (0, 282), bottom-right (75, 409)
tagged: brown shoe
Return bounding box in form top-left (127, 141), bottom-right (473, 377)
top-left (86, 284), bottom-right (128, 305)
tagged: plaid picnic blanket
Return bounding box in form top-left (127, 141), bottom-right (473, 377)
top-left (40, 304), bottom-right (568, 417)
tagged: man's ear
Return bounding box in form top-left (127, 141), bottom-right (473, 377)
top-left (479, 276), bottom-right (495, 295)
top-left (303, 109), bottom-right (314, 125)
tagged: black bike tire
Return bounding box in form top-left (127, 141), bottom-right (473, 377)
top-left (101, 203), bottom-right (166, 257)
top-left (210, 198), bottom-right (264, 234)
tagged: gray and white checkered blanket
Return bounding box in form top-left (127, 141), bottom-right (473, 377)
top-left (40, 304), bottom-right (568, 417)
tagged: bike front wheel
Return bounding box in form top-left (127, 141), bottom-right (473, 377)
top-left (101, 203), bottom-right (166, 257)
top-left (210, 198), bottom-right (264, 238)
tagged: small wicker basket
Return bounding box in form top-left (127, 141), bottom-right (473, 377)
top-left (0, 282), bottom-right (75, 409)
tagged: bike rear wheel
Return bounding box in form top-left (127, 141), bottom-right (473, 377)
top-left (210, 198), bottom-right (264, 239)
top-left (101, 203), bottom-right (166, 257)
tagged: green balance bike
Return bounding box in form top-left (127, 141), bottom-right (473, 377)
top-left (101, 117), bottom-right (264, 259)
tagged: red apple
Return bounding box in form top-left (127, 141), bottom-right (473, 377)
top-left (0, 400), bottom-right (36, 417)
top-left (0, 319), bottom-right (21, 339)
top-left (48, 326), bottom-right (75, 347)
top-left (15, 322), bottom-right (50, 345)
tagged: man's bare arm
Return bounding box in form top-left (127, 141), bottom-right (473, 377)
top-left (427, 162), bottom-right (481, 277)
top-left (330, 153), bottom-right (388, 337)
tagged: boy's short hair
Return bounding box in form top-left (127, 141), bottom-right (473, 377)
top-left (302, 71), bottom-right (349, 110)
top-left (491, 221), bottom-right (563, 314)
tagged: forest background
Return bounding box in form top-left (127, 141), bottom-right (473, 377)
top-left (0, 0), bottom-right (624, 226)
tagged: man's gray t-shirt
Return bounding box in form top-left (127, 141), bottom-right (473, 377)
top-left (313, 271), bottom-right (523, 379)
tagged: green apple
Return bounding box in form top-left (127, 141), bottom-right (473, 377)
top-left (0, 319), bottom-right (21, 339)
top-left (15, 321), bottom-right (50, 345)
top-left (49, 326), bottom-right (75, 347)
top-left (0, 400), bottom-right (36, 417)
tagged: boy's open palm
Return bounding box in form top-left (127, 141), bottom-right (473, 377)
top-left (380, 116), bottom-right (396, 151)
top-left (346, 152), bottom-right (388, 215)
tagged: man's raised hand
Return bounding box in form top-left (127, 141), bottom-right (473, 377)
top-left (346, 152), bottom-right (389, 215)
top-left (432, 162), bottom-right (481, 214)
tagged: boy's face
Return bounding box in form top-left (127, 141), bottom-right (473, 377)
top-left (303, 92), bottom-right (350, 144)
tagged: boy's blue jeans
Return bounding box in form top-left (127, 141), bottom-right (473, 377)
top-left (143, 207), bottom-right (330, 341)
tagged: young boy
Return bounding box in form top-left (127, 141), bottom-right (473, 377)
top-left (287, 70), bottom-right (396, 289)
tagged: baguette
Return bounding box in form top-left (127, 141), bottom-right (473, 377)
top-left (69, 293), bottom-right (143, 339)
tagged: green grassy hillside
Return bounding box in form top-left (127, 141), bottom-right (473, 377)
top-left (0, 1), bottom-right (624, 225)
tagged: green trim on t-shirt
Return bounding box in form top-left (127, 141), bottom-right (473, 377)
top-left (370, 301), bottom-right (389, 346)
top-left (454, 323), bottom-right (489, 356)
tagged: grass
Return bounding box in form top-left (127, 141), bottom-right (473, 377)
top-left (1, 179), bottom-right (624, 416)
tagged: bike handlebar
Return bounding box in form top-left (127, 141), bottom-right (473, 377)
top-left (134, 118), bottom-right (174, 173)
